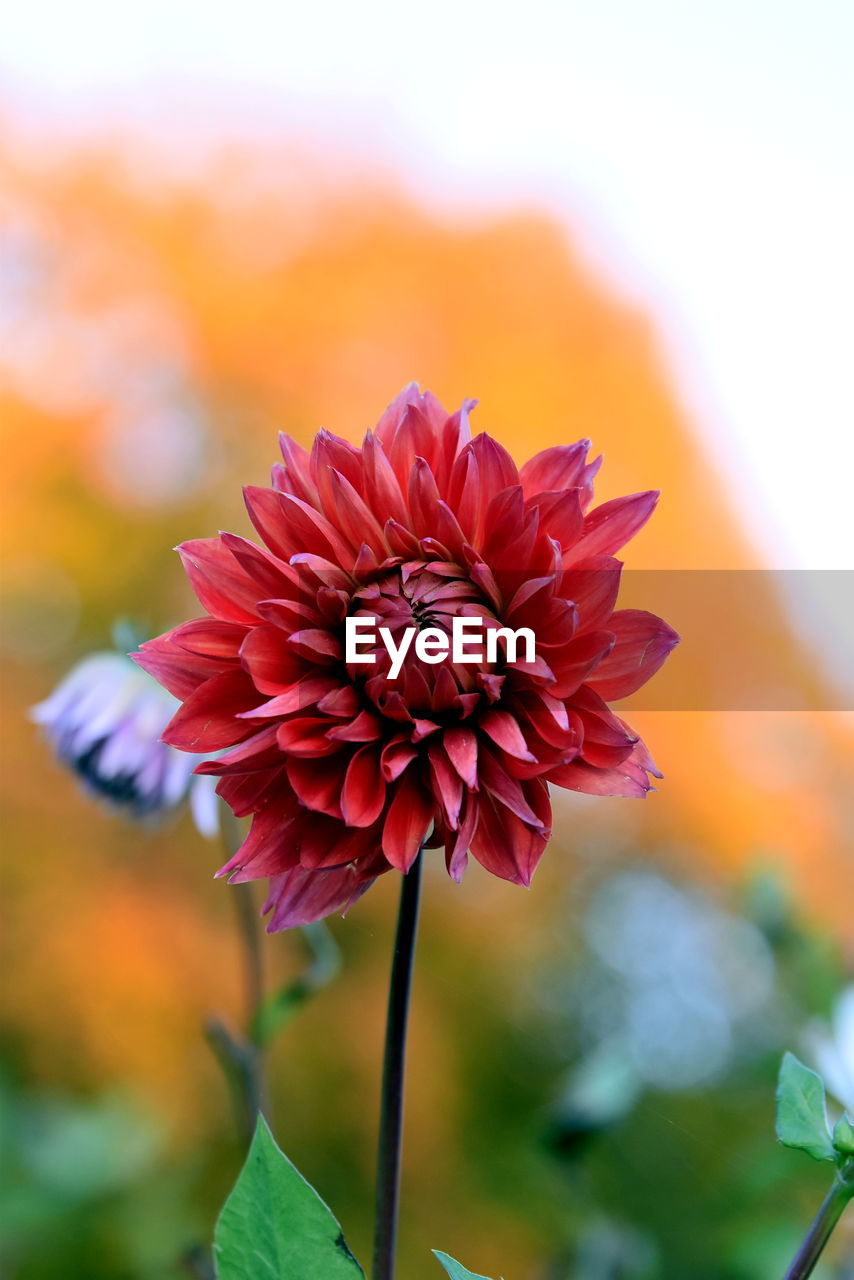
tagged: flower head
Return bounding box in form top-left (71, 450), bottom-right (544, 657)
top-left (136, 386), bottom-right (678, 928)
top-left (32, 649), bottom-right (219, 835)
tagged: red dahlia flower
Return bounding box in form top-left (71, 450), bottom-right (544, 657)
top-left (136, 386), bottom-right (678, 929)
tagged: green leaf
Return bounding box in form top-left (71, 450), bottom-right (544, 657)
top-left (433, 1249), bottom-right (496, 1279)
top-left (214, 1115), bottom-right (364, 1279)
top-left (832, 1113), bottom-right (854, 1158)
top-left (775, 1052), bottom-right (835, 1162)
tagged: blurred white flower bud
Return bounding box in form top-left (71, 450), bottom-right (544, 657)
top-left (31, 649), bottom-right (219, 836)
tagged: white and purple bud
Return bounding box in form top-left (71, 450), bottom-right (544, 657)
top-left (807, 985), bottom-right (854, 1117)
top-left (31, 650), bottom-right (219, 836)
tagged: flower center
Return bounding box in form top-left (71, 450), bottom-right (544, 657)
top-left (347, 562), bottom-right (504, 718)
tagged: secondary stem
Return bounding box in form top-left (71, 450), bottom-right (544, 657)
top-left (783, 1162), bottom-right (853, 1280)
top-left (209, 804), bottom-right (269, 1141)
top-left (372, 852), bottom-right (424, 1280)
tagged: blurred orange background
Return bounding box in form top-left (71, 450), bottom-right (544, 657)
top-left (1, 121), bottom-right (852, 1277)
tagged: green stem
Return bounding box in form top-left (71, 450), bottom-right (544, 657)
top-left (209, 804), bottom-right (269, 1142)
top-left (372, 853), bottom-right (424, 1280)
top-left (783, 1161), bottom-right (854, 1280)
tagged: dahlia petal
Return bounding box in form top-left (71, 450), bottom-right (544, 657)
top-left (445, 792), bottom-right (479, 882)
top-left (216, 768), bottom-right (283, 817)
top-left (275, 717), bottom-right (345, 757)
top-left (478, 748), bottom-right (546, 828)
top-left (238, 677), bottom-right (339, 718)
top-left (328, 469), bottom-right (388, 555)
top-left (469, 789), bottom-right (548, 887)
top-left (273, 434), bottom-right (319, 505)
top-left (310, 429), bottom-right (366, 501)
top-left (361, 432), bottom-right (410, 526)
top-left (242, 486), bottom-right (304, 561)
top-left (380, 736), bottom-right (418, 782)
top-left (560, 556), bottom-right (623, 630)
top-left (286, 755), bottom-right (344, 817)
top-left (289, 553), bottom-right (353, 591)
top-left (342, 745), bottom-right (387, 827)
top-left (528, 488), bottom-right (584, 550)
top-left (195, 725), bottom-right (281, 774)
top-left (316, 684), bottom-right (360, 717)
top-left (178, 538), bottom-right (262, 624)
top-left (239, 625), bottom-right (305, 694)
top-left (216, 799), bottom-right (301, 882)
top-left (264, 863), bottom-right (377, 931)
top-left (427, 742), bottom-right (463, 830)
top-left (169, 618), bottom-right (250, 659)
top-left (549, 630), bottom-right (615, 698)
top-left (162, 669), bottom-right (259, 751)
top-left (479, 709), bottom-right (536, 762)
top-left (298, 820), bottom-right (376, 870)
top-left (382, 772), bottom-right (434, 871)
top-left (444, 727), bottom-right (478, 788)
top-left (287, 628), bottom-right (343, 665)
top-left (519, 441), bottom-right (594, 497)
top-left (587, 609), bottom-right (680, 700)
top-left (277, 492), bottom-right (356, 566)
top-left (447, 450), bottom-right (480, 542)
top-left (134, 633), bottom-right (224, 700)
top-left (326, 710), bottom-right (383, 742)
top-left (220, 533), bottom-right (300, 602)
top-left (565, 491), bottom-right (659, 564)
top-left (549, 757), bottom-right (653, 797)
top-left (256, 597), bottom-right (322, 630)
top-left (470, 434), bottom-right (519, 498)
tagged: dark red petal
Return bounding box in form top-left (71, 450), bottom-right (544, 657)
top-left (216, 797), bottom-right (301, 882)
top-left (478, 748), bottom-right (546, 828)
top-left (264, 863), bottom-right (378, 931)
top-left (287, 628), bottom-right (343, 665)
top-left (519, 440), bottom-right (592, 495)
top-left (178, 538), bottom-right (262, 624)
top-left (427, 743), bottom-right (463, 830)
top-left (586, 609), bottom-right (680, 700)
top-left (549, 630), bottom-right (615, 698)
top-left (276, 717), bottom-right (345, 757)
top-left (134, 632), bottom-right (226, 700)
top-left (196, 725), bottom-right (281, 774)
top-left (169, 618), bottom-right (249, 659)
top-left (382, 772), bottom-right (434, 871)
top-left (469, 789), bottom-right (548, 887)
top-left (286, 755), bottom-right (344, 817)
top-left (341, 746), bottom-right (387, 827)
top-left (548, 756), bottom-right (653, 797)
top-left (239, 677), bottom-right (339, 719)
top-left (380, 736), bottom-right (418, 782)
top-left (478, 709), bottom-right (536, 762)
top-left (560, 556), bottom-right (623, 631)
top-left (326, 710), bottom-right (383, 742)
top-left (444, 727), bottom-right (478, 788)
top-left (444, 792), bottom-right (479, 882)
top-left (239, 626), bottom-right (305, 695)
top-left (162, 669), bottom-right (259, 751)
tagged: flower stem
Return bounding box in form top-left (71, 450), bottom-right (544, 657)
top-left (207, 804), bottom-right (269, 1142)
top-left (372, 852), bottom-right (424, 1280)
top-left (783, 1161), bottom-right (853, 1280)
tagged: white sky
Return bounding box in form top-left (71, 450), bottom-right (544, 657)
top-left (2, 0), bottom-right (853, 570)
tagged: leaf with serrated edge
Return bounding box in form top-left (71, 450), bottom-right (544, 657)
top-left (214, 1115), bottom-right (364, 1278)
top-left (775, 1052), bottom-right (836, 1163)
top-left (433, 1249), bottom-right (497, 1280)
